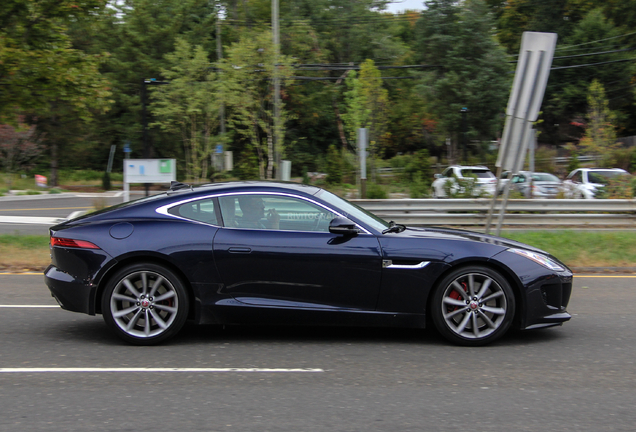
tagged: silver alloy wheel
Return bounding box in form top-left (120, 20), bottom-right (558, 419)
top-left (110, 270), bottom-right (179, 339)
top-left (440, 272), bottom-right (507, 340)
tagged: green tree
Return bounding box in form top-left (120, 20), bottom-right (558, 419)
top-left (578, 80), bottom-right (619, 167)
top-left (0, 0), bottom-right (111, 123)
top-left (415, 0), bottom-right (510, 162)
top-left (220, 29), bottom-right (294, 180)
top-left (343, 60), bottom-right (390, 159)
top-left (151, 38), bottom-right (220, 183)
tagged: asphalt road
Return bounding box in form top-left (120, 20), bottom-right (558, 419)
top-left (0, 274), bottom-right (634, 431)
top-left (0, 192), bottom-right (147, 235)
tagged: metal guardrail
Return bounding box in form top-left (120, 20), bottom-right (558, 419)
top-left (352, 199), bottom-right (636, 226)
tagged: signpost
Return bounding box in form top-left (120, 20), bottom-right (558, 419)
top-left (485, 32), bottom-right (557, 235)
top-left (123, 159), bottom-right (176, 202)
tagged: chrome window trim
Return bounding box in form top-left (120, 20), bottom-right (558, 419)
top-left (382, 260), bottom-right (430, 269)
top-left (155, 191), bottom-right (373, 235)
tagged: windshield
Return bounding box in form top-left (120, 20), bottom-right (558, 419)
top-left (588, 170), bottom-right (626, 184)
top-left (316, 189), bottom-right (390, 232)
top-left (532, 173), bottom-right (559, 182)
top-left (461, 169), bottom-right (494, 179)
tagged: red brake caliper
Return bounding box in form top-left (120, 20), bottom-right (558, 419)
top-left (448, 281), bottom-right (467, 312)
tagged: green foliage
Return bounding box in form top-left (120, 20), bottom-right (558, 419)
top-left (151, 38), bottom-right (219, 183)
top-left (578, 80), bottom-right (620, 166)
top-left (302, 166), bottom-right (310, 185)
top-left (0, 0), bottom-right (112, 123)
top-left (366, 182), bottom-right (387, 199)
top-left (402, 149), bottom-right (433, 184)
top-left (415, 0), bottom-right (511, 157)
top-left (221, 28), bottom-right (295, 180)
top-left (342, 60), bottom-right (390, 156)
top-left (567, 148), bottom-right (581, 173)
top-left (595, 174), bottom-right (634, 199)
top-left (233, 144), bottom-right (259, 180)
top-left (534, 146), bottom-right (558, 174)
top-left (325, 145), bottom-right (343, 185)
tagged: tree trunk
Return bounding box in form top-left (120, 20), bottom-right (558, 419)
top-left (266, 130), bottom-right (274, 180)
top-left (332, 69), bottom-right (352, 150)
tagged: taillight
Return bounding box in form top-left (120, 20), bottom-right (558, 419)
top-left (51, 237), bottom-right (100, 249)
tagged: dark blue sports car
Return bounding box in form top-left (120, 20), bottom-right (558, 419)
top-left (45, 181), bottom-right (572, 346)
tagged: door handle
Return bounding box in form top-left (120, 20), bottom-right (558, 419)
top-left (228, 247), bottom-right (251, 253)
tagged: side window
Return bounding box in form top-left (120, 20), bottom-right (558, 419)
top-left (442, 168), bottom-right (451, 178)
top-left (219, 194), bottom-right (336, 232)
top-left (168, 198), bottom-right (218, 225)
top-left (574, 171), bottom-right (583, 183)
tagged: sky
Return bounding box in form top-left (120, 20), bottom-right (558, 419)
top-left (385, 0), bottom-right (425, 14)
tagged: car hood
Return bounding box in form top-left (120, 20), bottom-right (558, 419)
top-left (395, 226), bottom-right (548, 254)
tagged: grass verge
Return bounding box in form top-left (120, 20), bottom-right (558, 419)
top-left (1, 230), bottom-right (634, 273)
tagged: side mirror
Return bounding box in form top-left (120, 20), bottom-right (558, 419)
top-left (434, 173), bottom-right (442, 179)
top-left (329, 217), bottom-right (358, 236)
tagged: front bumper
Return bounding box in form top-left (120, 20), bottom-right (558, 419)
top-left (44, 265), bottom-right (97, 315)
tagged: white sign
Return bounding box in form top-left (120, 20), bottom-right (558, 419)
top-left (497, 32), bottom-right (557, 170)
top-left (123, 159), bottom-right (176, 202)
top-left (124, 159), bottom-right (176, 183)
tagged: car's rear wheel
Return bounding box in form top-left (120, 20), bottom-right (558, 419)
top-left (430, 266), bottom-right (515, 346)
top-left (102, 263), bottom-right (189, 345)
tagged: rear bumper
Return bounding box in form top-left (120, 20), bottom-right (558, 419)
top-left (44, 265), bottom-right (96, 315)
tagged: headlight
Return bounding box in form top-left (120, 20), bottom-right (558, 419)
top-left (508, 248), bottom-right (565, 271)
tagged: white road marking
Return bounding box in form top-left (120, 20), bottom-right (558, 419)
top-left (0, 305), bottom-right (59, 308)
top-left (0, 215), bottom-right (65, 224)
top-left (0, 367), bottom-right (324, 373)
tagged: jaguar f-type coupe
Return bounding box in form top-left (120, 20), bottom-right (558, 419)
top-left (45, 181), bottom-right (572, 346)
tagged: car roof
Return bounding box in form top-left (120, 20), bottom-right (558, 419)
top-left (173, 181), bottom-right (322, 196)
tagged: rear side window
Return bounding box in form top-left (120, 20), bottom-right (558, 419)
top-left (461, 169), bottom-right (494, 179)
top-left (168, 198), bottom-right (218, 225)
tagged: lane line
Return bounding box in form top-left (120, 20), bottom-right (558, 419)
top-left (0, 206), bottom-right (90, 212)
top-left (0, 367), bottom-right (324, 373)
top-left (575, 275), bottom-right (636, 278)
top-left (0, 273), bottom-right (43, 275)
top-left (0, 305), bottom-right (59, 308)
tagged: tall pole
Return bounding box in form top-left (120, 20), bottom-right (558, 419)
top-left (272, 0), bottom-right (281, 179)
top-left (217, 10), bottom-right (226, 171)
top-left (460, 107), bottom-right (468, 164)
top-left (141, 80), bottom-right (150, 196)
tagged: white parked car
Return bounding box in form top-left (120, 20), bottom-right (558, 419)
top-left (432, 165), bottom-right (497, 198)
top-left (563, 168), bottom-right (629, 199)
top-left (510, 171), bottom-right (562, 198)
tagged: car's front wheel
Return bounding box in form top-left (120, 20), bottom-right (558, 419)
top-left (102, 263), bottom-right (189, 345)
top-left (430, 266), bottom-right (515, 346)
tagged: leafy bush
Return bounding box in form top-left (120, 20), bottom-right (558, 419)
top-left (325, 144), bottom-right (343, 185)
top-left (48, 188), bottom-right (62, 194)
top-left (597, 175), bottom-right (635, 199)
top-left (402, 150), bottom-right (432, 185)
top-left (409, 176), bottom-right (431, 198)
top-left (366, 182), bottom-right (387, 199)
top-left (233, 144), bottom-right (259, 180)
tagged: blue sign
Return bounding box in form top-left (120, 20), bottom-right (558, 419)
top-left (215, 145), bottom-right (223, 154)
top-left (123, 141), bottom-right (131, 154)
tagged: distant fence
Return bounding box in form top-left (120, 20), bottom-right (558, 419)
top-left (352, 199), bottom-right (636, 227)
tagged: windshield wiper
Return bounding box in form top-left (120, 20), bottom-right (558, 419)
top-left (382, 220), bottom-right (406, 234)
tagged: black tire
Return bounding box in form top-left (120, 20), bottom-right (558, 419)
top-left (101, 263), bottom-right (189, 345)
top-left (430, 266), bottom-right (515, 346)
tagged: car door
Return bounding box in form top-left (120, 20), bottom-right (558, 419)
top-left (212, 193), bottom-right (383, 310)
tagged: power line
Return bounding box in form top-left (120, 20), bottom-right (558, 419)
top-left (550, 57), bottom-right (636, 71)
top-left (552, 47), bottom-right (636, 60)
top-left (555, 31), bottom-right (636, 52)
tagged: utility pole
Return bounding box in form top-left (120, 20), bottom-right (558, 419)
top-left (217, 9), bottom-right (226, 171)
top-left (272, 0), bottom-right (281, 179)
top-left (460, 107), bottom-right (468, 164)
